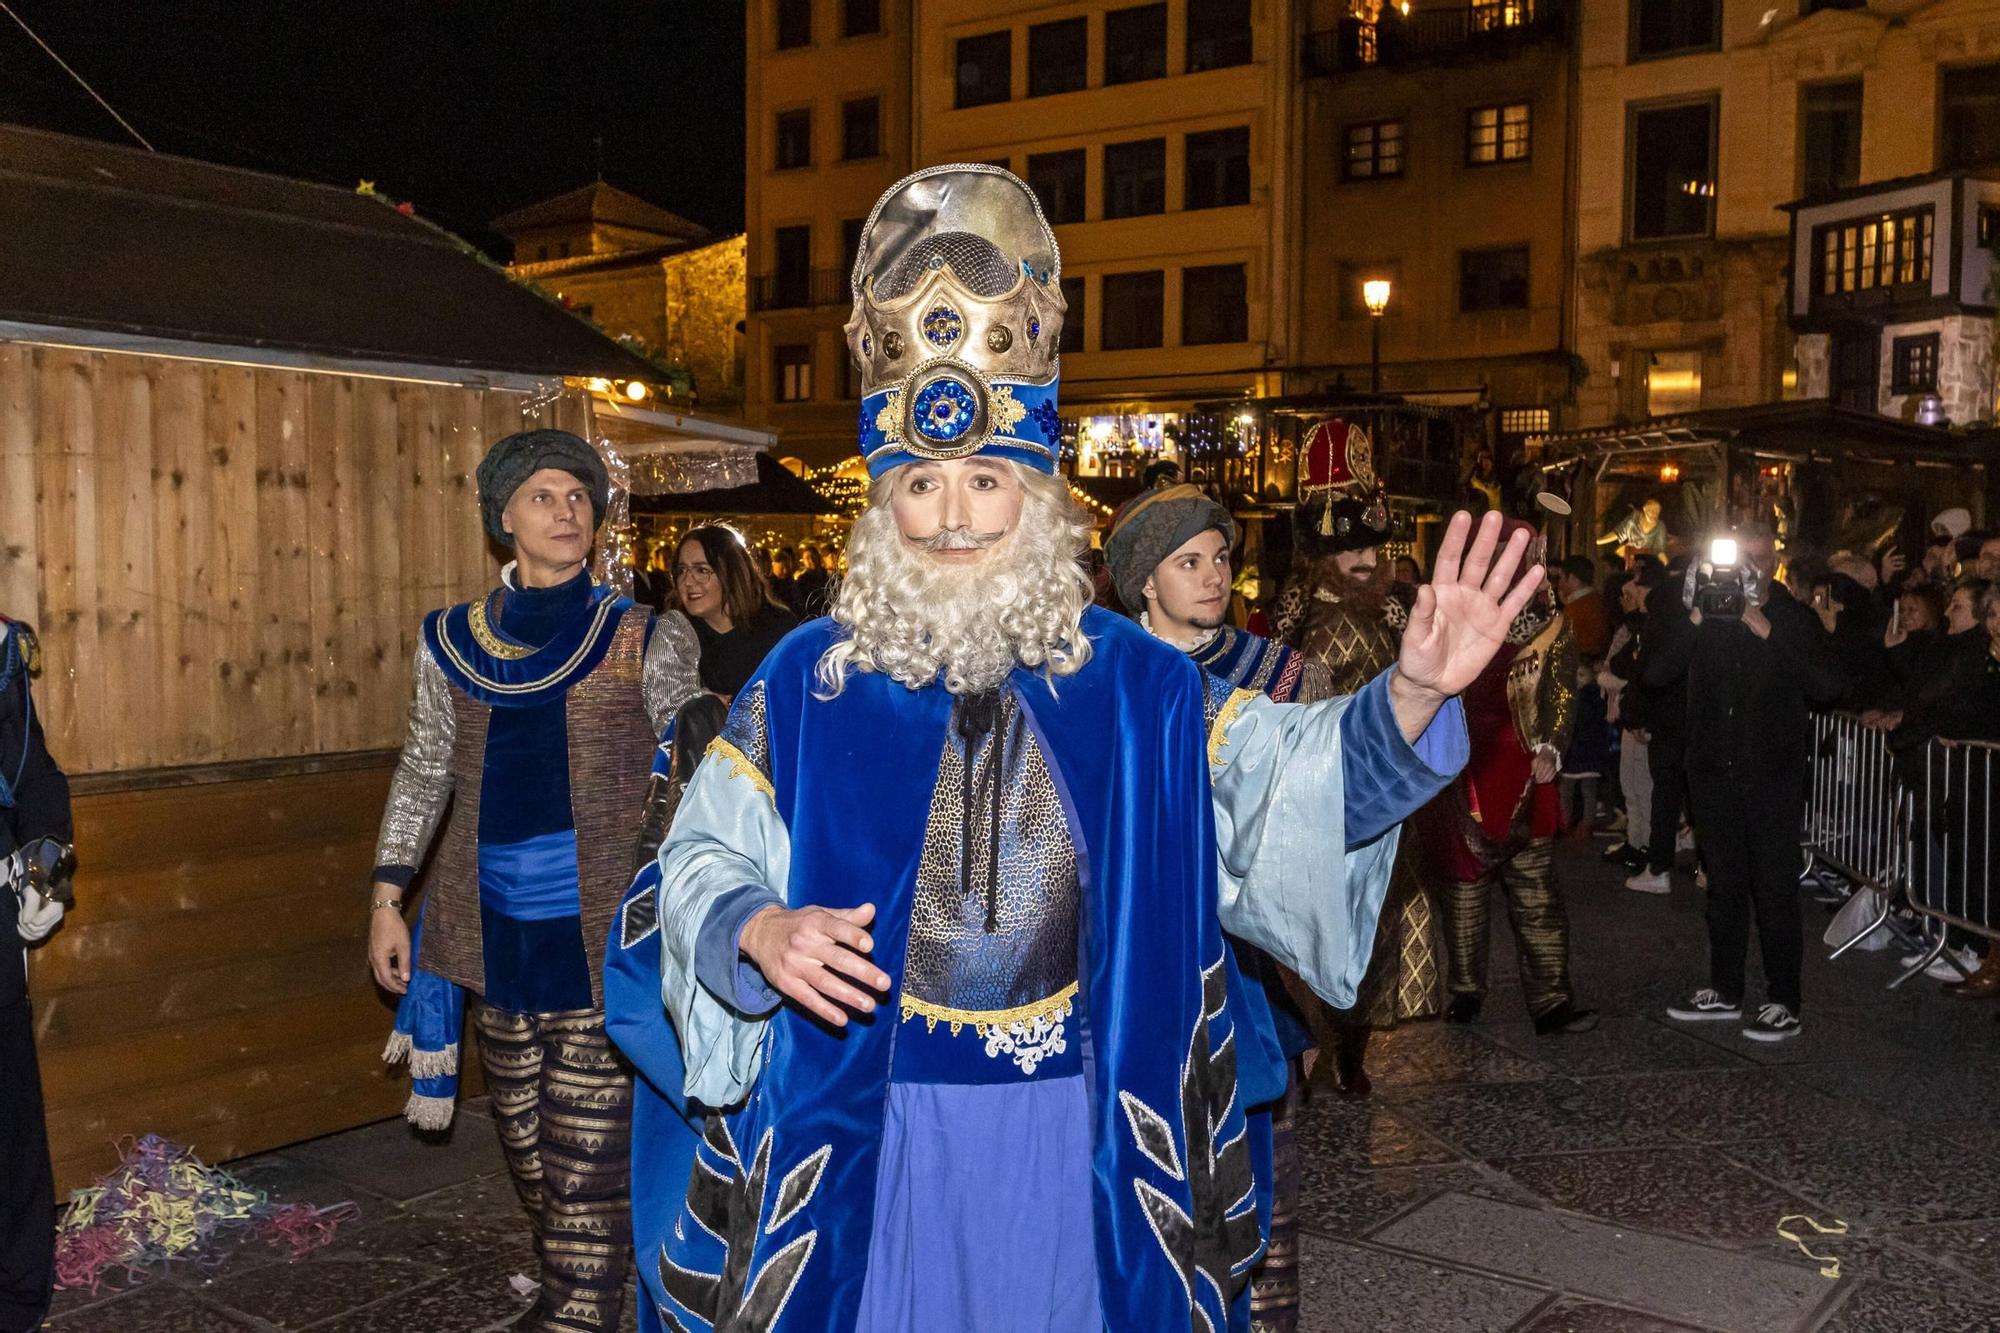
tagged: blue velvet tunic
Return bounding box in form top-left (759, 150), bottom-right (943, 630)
top-left (465, 570), bottom-right (596, 1012)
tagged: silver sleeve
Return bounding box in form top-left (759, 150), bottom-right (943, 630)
top-left (373, 642), bottom-right (456, 873)
top-left (643, 610), bottom-right (704, 736)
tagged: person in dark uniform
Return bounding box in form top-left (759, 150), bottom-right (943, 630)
top-left (1, 615), bottom-right (73, 1333)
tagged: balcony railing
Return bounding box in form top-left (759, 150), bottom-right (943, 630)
top-left (751, 267), bottom-right (846, 312)
top-left (1303, 0), bottom-right (1565, 74)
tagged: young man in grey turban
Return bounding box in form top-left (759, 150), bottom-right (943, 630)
top-left (367, 428), bottom-right (702, 1333)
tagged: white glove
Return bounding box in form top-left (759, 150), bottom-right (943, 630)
top-left (16, 885), bottom-right (63, 943)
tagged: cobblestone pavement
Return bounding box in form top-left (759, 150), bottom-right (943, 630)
top-left (43, 842), bottom-right (2000, 1331)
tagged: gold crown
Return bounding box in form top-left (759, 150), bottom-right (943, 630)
top-left (845, 166), bottom-right (1068, 474)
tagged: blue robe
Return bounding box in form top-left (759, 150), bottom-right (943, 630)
top-left (639, 609), bottom-right (1465, 1332)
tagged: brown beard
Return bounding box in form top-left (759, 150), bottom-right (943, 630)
top-left (1312, 555), bottom-right (1390, 613)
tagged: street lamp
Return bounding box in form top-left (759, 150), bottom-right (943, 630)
top-left (1363, 279), bottom-right (1392, 392)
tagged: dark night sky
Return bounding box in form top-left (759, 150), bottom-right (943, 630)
top-left (0, 1), bottom-right (746, 255)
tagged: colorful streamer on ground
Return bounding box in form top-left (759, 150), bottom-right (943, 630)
top-left (53, 1135), bottom-right (359, 1293)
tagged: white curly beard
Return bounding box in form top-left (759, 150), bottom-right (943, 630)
top-left (816, 464), bottom-right (1096, 696)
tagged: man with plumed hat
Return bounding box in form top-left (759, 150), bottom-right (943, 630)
top-left (367, 428), bottom-right (704, 1333)
top-left (1414, 512), bottom-right (1599, 1036)
top-left (636, 163), bottom-right (1546, 1333)
top-left (1270, 420), bottom-right (1449, 1094)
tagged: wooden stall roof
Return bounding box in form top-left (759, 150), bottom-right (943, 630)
top-left (0, 124), bottom-right (665, 383)
top-left (1537, 401), bottom-right (2000, 468)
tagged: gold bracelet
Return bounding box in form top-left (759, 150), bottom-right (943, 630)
top-left (371, 898), bottom-right (404, 912)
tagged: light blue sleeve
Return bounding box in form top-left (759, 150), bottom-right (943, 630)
top-left (1208, 672), bottom-right (1465, 1009)
top-left (657, 752), bottom-right (792, 1107)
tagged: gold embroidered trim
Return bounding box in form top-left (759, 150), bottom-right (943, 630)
top-left (467, 595), bottom-right (534, 660)
top-left (899, 982), bottom-right (1079, 1038)
top-left (1209, 687), bottom-right (1257, 768)
top-left (435, 594), bottom-right (622, 695)
top-left (705, 736), bottom-right (775, 802)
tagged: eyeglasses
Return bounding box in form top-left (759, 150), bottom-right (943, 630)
top-left (673, 563), bottom-right (717, 582)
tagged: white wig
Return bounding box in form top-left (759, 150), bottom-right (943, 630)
top-left (817, 462), bottom-right (1095, 696)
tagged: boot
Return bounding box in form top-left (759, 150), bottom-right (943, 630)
top-left (1332, 1027), bottom-right (1373, 1099)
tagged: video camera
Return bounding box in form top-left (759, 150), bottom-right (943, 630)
top-left (1682, 536), bottom-right (1763, 622)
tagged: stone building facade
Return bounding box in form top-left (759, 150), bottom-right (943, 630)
top-left (1572, 0), bottom-right (2000, 430)
top-left (498, 183), bottom-right (747, 412)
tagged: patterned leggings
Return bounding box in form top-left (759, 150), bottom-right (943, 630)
top-left (1248, 1067), bottom-right (1302, 1333)
top-left (472, 1002), bottom-right (635, 1333)
top-left (1442, 837), bottom-right (1574, 1020)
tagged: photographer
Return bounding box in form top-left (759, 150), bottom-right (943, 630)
top-left (1, 616), bottom-right (71, 1333)
top-left (1647, 525), bottom-right (1845, 1041)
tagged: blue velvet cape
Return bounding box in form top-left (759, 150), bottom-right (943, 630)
top-left (655, 610), bottom-right (1271, 1332)
top-left (605, 726), bottom-right (705, 1333)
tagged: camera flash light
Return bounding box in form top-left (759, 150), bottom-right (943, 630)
top-left (1710, 537), bottom-right (1738, 566)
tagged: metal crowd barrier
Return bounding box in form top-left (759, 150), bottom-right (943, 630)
top-left (1803, 712), bottom-right (1997, 987)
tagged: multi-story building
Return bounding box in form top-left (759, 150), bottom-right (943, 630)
top-left (743, 0), bottom-right (915, 465)
top-left (498, 182), bottom-right (748, 412)
top-left (744, 0), bottom-right (1292, 475)
top-left (1572, 0), bottom-right (2000, 429)
top-left (1294, 0), bottom-right (1577, 456)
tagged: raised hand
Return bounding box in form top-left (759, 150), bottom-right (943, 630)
top-left (1399, 510), bottom-right (1546, 702)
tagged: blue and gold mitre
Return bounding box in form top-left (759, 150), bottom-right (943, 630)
top-left (846, 164), bottom-right (1066, 478)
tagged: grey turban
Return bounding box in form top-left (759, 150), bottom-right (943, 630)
top-left (475, 429), bottom-right (610, 547)
top-left (1103, 483), bottom-right (1236, 613)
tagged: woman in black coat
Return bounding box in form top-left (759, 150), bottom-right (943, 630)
top-left (672, 526), bottom-right (800, 701)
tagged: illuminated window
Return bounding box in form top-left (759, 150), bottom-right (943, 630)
top-left (774, 345), bottom-right (813, 402)
top-left (1814, 208), bottom-right (1934, 299)
top-left (1499, 407), bottom-right (1551, 436)
top-left (1645, 349), bottom-right (1702, 417)
top-left (1891, 333), bottom-right (1940, 395)
top-left (1467, 103), bottom-right (1530, 165)
top-left (1344, 120), bottom-right (1405, 181)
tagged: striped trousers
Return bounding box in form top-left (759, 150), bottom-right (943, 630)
top-left (472, 1002), bottom-right (634, 1333)
top-left (1442, 837), bottom-right (1575, 1020)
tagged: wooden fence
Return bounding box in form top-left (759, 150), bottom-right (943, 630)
top-left (1, 341), bottom-right (585, 1187)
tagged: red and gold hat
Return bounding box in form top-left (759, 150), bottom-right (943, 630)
top-left (1300, 418), bottom-right (1388, 538)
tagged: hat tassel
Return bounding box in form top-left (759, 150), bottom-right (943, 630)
top-left (1320, 500), bottom-right (1335, 536)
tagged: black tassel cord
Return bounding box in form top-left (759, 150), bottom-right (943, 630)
top-left (954, 690), bottom-right (1006, 932)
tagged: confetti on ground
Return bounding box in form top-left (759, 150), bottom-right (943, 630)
top-left (53, 1134), bottom-right (359, 1293)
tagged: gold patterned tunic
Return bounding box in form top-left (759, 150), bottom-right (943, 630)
top-left (1279, 577), bottom-right (1444, 1028)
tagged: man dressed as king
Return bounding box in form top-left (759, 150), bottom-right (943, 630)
top-left (1272, 420), bottom-right (1446, 1096)
top-left (635, 165), bottom-right (1547, 1333)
